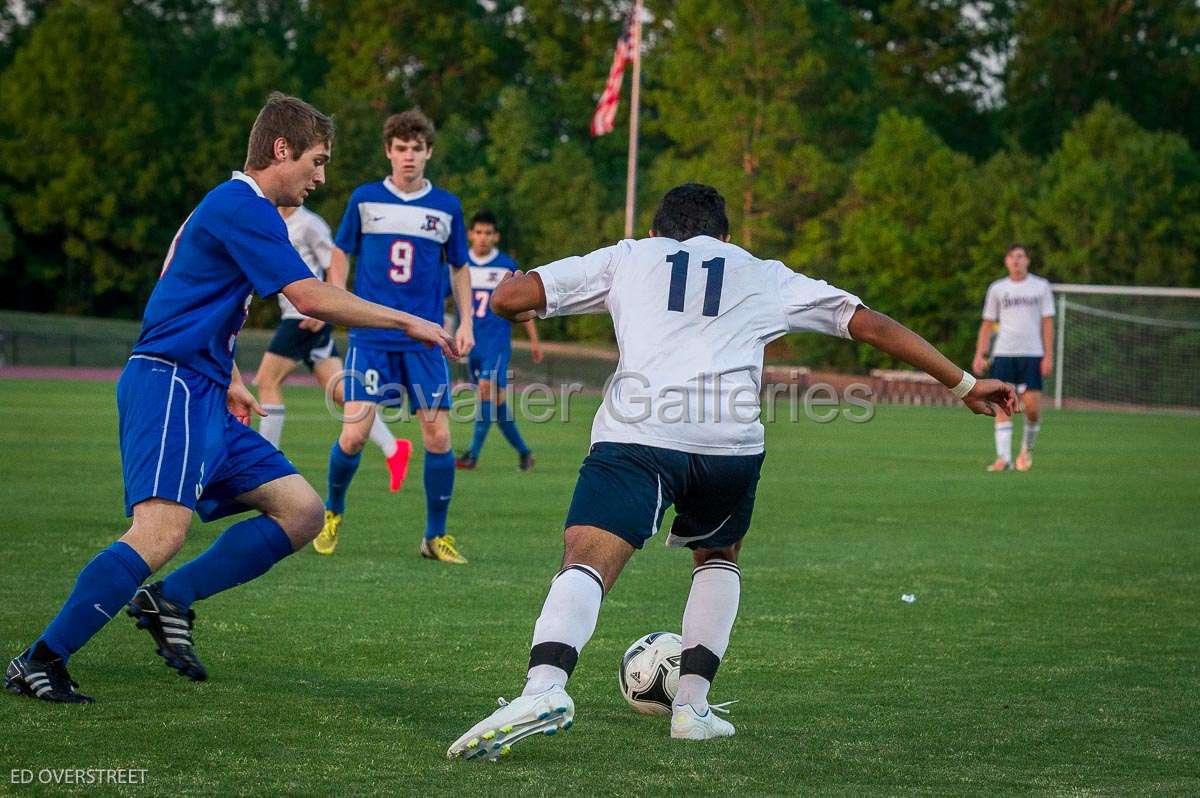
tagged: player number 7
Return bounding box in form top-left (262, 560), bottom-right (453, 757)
top-left (473, 290), bottom-right (490, 318)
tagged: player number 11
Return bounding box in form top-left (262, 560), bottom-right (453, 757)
top-left (666, 250), bottom-right (725, 317)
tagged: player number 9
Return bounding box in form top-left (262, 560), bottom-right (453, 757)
top-left (389, 240), bottom-right (414, 283)
top-left (363, 368), bottom-right (380, 396)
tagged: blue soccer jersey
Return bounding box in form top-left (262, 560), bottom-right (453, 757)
top-left (467, 248), bottom-right (519, 355)
top-left (335, 179), bottom-right (469, 350)
top-left (132, 173), bottom-right (314, 386)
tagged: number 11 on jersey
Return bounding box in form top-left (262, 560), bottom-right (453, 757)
top-left (666, 250), bottom-right (725, 317)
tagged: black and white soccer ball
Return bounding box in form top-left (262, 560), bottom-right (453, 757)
top-left (619, 632), bottom-right (682, 715)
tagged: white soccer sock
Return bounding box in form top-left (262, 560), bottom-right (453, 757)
top-left (369, 413), bottom-right (398, 457)
top-left (1022, 422), bottom-right (1041, 453)
top-left (994, 421), bottom-right (1013, 463)
top-left (259, 404), bottom-right (286, 448)
top-left (675, 559), bottom-right (741, 712)
top-left (522, 564), bottom-right (604, 696)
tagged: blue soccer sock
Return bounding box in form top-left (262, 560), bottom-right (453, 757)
top-left (423, 450), bottom-right (456, 540)
top-left (326, 440), bottom-right (362, 515)
top-left (469, 400), bottom-right (495, 459)
top-left (37, 541), bottom-right (151, 661)
top-left (160, 515), bottom-right (293, 609)
top-left (496, 401), bottom-right (530, 457)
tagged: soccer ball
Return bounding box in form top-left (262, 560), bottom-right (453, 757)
top-left (619, 632), bottom-right (682, 715)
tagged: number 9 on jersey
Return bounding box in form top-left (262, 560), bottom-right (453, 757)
top-left (389, 240), bottom-right (414, 283)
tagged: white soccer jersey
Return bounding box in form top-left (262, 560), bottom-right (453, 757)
top-left (982, 275), bottom-right (1055, 357)
top-left (533, 236), bottom-right (863, 456)
top-left (277, 206), bottom-right (334, 320)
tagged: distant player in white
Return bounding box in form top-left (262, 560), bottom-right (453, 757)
top-left (971, 244), bottom-right (1054, 472)
top-left (253, 205), bottom-right (412, 489)
top-left (447, 184), bottom-right (1015, 759)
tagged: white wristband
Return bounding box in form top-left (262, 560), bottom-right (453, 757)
top-left (950, 370), bottom-right (977, 400)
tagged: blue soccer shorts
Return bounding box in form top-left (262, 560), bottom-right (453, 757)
top-left (989, 356), bottom-right (1043, 392)
top-left (266, 319), bottom-right (339, 371)
top-left (342, 344), bottom-right (452, 410)
top-left (468, 347), bottom-right (512, 389)
top-left (117, 355), bottom-right (298, 522)
top-left (564, 442), bottom-right (766, 550)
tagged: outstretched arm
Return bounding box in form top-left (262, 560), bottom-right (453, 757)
top-left (848, 307), bottom-right (1016, 416)
top-left (326, 246), bottom-right (349, 290)
top-left (490, 271), bottom-right (545, 321)
top-left (300, 247), bottom-right (350, 333)
top-left (281, 277), bottom-right (458, 358)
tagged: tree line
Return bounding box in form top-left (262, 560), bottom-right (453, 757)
top-left (1, 0), bottom-right (1197, 368)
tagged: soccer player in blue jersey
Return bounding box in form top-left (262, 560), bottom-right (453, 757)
top-left (4, 93), bottom-right (456, 704)
top-left (455, 210), bottom-right (543, 471)
top-left (314, 110), bottom-right (476, 564)
top-left (253, 203), bottom-right (412, 491)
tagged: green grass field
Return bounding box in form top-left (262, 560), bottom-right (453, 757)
top-left (1, 378), bottom-right (1197, 796)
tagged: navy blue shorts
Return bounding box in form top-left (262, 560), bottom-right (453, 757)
top-left (343, 344), bottom-right (452, 410)
top-left (990, 356), bottom-right (1043, 392)
top-left (469, 347), bottom-right (512, 389)
top-left (565, 442), bottom-right (765, 550)
top-left (267, 319), bottom-right (338, 370)
top-left (117, 356), bottom-right (298, 521)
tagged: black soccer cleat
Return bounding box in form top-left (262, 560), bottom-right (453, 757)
top-left (127, 582), bottom-right (208, 682)
top-left (5, 642), bottom-right (94, 704)
top-left (519, 452), bottom-right (536, 472)
top-left (455, 450), bottom-right (478, 470)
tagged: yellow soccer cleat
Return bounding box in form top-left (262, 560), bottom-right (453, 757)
top-left (312, 510), bottom-right (342, 555)
top-left (420, 534), bottom-right (467, 565)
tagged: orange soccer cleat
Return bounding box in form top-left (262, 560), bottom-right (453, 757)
top-left (986, 458), bottom-right (1012, 472)
top-left (1015, 450), bottom-right (1033, 472)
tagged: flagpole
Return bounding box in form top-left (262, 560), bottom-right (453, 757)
top-left (623, 0), bottom-right (643, 239)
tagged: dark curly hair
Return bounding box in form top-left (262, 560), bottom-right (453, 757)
top-left (650, 183), bottom-right (730, 241)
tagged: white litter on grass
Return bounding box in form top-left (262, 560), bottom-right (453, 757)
top-left (901, 593), bottom-right (917, 603)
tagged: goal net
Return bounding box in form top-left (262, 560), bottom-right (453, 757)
top-left (1052, 285), bottom-right (1200, 413)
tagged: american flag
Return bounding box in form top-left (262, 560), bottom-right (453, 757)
top-left (590, 10), bottom-right (636, 137)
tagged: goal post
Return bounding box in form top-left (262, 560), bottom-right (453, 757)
top-left (1050, 284), bottom-right (1200, 412)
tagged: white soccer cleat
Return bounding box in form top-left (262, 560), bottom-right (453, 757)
top-left (670, 702), bottom-right (736, 741)
top-left (447, 687), bottom-right (575, 762)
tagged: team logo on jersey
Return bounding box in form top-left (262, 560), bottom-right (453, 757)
top-left (1001, 293), bottom-right (1041, 309)
top-left (420, 214), bottom-right (443, 233)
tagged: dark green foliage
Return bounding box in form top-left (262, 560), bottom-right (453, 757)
top-left (0, 1), bottom-right (1197, 356)
top-left (1004, 0), bottom-right (1200, 155)
top-left (842, 0), bottom-right (1011, 157)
